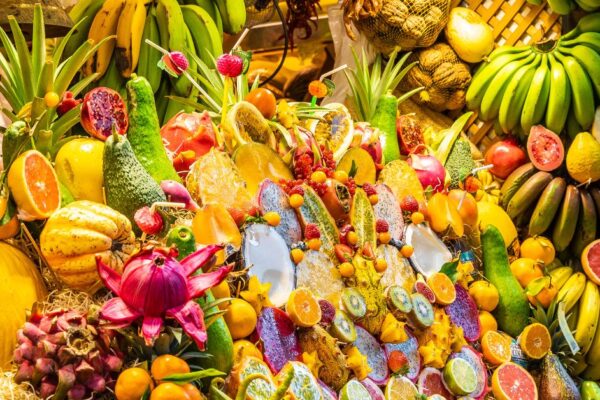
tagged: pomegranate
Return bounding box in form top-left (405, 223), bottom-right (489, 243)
top-left (397, 115), bottom-right (425, 155)
top-left (160, 111), bottom-right (217, 177)
top-left (80, 87), bottom-right (128, 141)
top-left (484, 136), bottom-right (527, 178)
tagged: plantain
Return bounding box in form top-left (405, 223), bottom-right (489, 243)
top-left (500, 162), bottom-right (537, 208)
top-left (528, 177), bottom-right (567, 236)
top-left (571, 189), bottom-right (598, 257)
top-left (505, 171), bottom-right (553, 219)
top-left (552, 185), bottom-right (581, 252)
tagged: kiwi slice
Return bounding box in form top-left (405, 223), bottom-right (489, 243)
top-left (330, 310), bottom-right (357, 342)
top-left (410, 293), bottom-right (434, 328)
top-left (340, 288), bottom-right (367, 319)
top-left (386, 286), bottom-right (412, 315)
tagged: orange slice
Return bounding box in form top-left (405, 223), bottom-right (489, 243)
top-left (481, 330), bottom-right (512, 365)
top-left (518, 323), bottom-right (551, 360)
top-left (285, 288), bottom-right (322, 327)
top-left (427, 272), bottom-right (456, 305)
top-left (7, 150), bottom-right (60, 220)
top-left (492, 362), bottom-right (538, 400)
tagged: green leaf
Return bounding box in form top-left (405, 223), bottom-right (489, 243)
top-left (141, 386), bottom-right (151, 400)
top-left (0, 25), bottom-right (25, 102)
top-left (526, 276), bottom-right (550, 297)
top-left (439, 260), bottom-right (459, 283)
top-left (50, 103), bottom-right (82, 144)
top-left (161, 369), bottom-right (226, 383)
top-left (348, 160), bottom-right (358, 178)
top-left (434, 112), bottom-right (473, 164)
top-left (31, 4), bottom-right (45, 91)
top-left (8, 16), bottom-right (34, 100)
top-left (0, 197), bottom-right (15, 226)
top-left (53, 18), bottom-right (87, 71)
top-left (68, 73), bottom-right (100, 97)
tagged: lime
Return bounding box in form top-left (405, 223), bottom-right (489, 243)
top-left (385, 375), bottom-right (418, 400)
top-left (339, 379), bottom-right (372, 400)
top-left (443, 358), bottom-right (477, 395)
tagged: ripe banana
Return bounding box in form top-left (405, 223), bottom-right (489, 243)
top-left (181, 5), bottom-right (223, 66)
top-left (545, 53), bottom-right (571, 134)
top-left (557, 272), bottom-right (587, 313)
top-left (521, 53), bottom-right (551, 134)
top-left (498, 56), bottom-right (540, 133)
top-left (479, 52), bottom-right (536, 121)
top-left (505, 171), bottom-right (552, 219)
top-left (115, 0), bottom-right (147, 78)
top-left (62, 0), bottom-right (105, 60)
top-left (213, 0), bottom-right (246, 35)
top-left (561, 45), bottom-right (600, 98)
top-left (466, 49), bottom-right (532, 111)
top-left (549, 266), bottom-right (574, 290)
top-left (552, 185), bottom-right (581, 252)
top-left (572, 189), bottom-right (598, 257)
top-left (137, 6), bottom-right (162, 93)
top-left (554, 51), bottom-right (595, 129)
top-left (84, 0), bottom-right (126, 79)
top-left (500, 162), bottom-right (537, 208)
top-left (528, 176), bottom-right (567, 236)
top-left (582, 363), bottom-right (600, 381)
top-left (575, 280), bottom-right (600, 355)
top-left (586, 311), bottom-right (600, 365)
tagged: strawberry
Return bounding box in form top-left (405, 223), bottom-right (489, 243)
top-left (388, 350), bottom-right (409, 374)
top-left (376, 219), bottom-right (389, 233)
top-left (216, 54), bottom-right (243, 78)
top-left (304, 223), bottom-right (321, 240)
top-left (134, 206), bottom-right (164, 235)
top-left (362, 183), bottom-right (377, 196)
top-left (400, 195), bottom-right (419, 213)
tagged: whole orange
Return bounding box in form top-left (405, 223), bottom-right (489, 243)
top-left (510, 258), bottom-right (544, 288)
top-left (115, 367), bottom-right (154, 400)
top-left (150, 383), bottom-right (190, 400)
top-left (151, 355), bottom-right (190, 383)
top-left (182, 383), bottom-right (203, 400)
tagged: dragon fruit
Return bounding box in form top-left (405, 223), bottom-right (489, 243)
top-left (96, 245), bottom-right (232, 349)
top-left (383, 328), bottom-right (421, 381)
top-left (256, 307), bottom-right (302, 373)
top-left (445, 284), bottom-right (481, 342)
top-left (258, 179), bottom-right (302, 248)
top-left (353, 326), bottom-right (389, 385)
top-left (373, 184), bottom-right (404, 242)
top-left (13, 304), bottom-right (123, 399)
top-left (417, 368), bottom-right (453, 399)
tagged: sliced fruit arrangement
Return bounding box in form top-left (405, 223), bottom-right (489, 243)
top-left (467, 14), bottom-right (600, 135)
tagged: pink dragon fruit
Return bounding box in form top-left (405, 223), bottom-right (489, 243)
top-left (96, 245), bottom-right (232, 349)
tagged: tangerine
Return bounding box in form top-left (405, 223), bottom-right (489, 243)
top-left (182, 383), bottom-right (203, 400)
top-left (233, 340), bottom-right (263, 364)
top-left (468, 280), bottom-right (499, 312)
top-left (224, 298), bottom-right (258, 339)
top-left (521, 236), bottom-right (555, 265)
top-left (527, 281), bottom-right (558, 309)
top-left (115, 367), bottom-right (154, 400)
top-left (151, 355), bottom-right (190, 383)
top-left (478, 310), bottom-right (498, 338)
top-left (518, 323), bottom-right (551, 360)
top-left (286, 288), bottom-right (322, 327)
top-left (427, 272), bottom-right (456, 305)
top-left (150, 383), bottom-right (189, 400)
top-left (510, 258), bottom-right (544, 288)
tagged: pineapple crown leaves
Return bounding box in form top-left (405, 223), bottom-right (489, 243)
top-left (344, 48), bottom-right (423, 122)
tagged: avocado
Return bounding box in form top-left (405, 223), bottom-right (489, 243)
top-left (103, 131), bottom-right (166, 227)
top-left (540, 354), bottom-right (581, 400)
top-left (166, 226), bottom-right (197, 260)
top-left (482, 225), bottom-right (530, 337)
top-left (445, 138), bottom-right (476, 189)
top-left (126, 74), bottom-right (181, 183)
top-left (195, 290), bottom-right (234, 374)
top-left (582, 381), bottom-right (600, 400)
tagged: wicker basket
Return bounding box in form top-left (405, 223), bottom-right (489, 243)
top-left (456, 0), bottom-right (563, 150)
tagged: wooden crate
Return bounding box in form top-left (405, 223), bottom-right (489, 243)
top-left (455, 0), bottom-right (563, 150)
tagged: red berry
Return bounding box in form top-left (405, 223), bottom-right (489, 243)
top-left (216, 54), bottom-right (243, 78)
top-left (304, 223), bottom-right (321, 240)
top-left (375, 219), bottom-right (389, 233)
top-left (169, 51), bottom-right (189, 73)
top-left (134, 206), bottom-right (164, 235)
top-left (362, 183), bottom-right (376, 196)
top-left (289, 186), bottom-right (305, 196)
top-left (400, 195), bottom-right (419, 213)
top-left (56, 91), bottom-right (81, 116)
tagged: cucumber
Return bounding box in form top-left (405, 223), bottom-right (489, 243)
top-left (482, 225), bottom-right (530, 337)
top-left (166, 226), bottom-right (197, 260)
top-left (126, 74), bottom-right (181, 183)
top-left (370, 92), bottom-right (399, 164)
top-left (103, 131), bottom-right (166, 228)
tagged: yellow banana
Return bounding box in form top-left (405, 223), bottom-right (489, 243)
top-left (549, 266), bottom-right (573, 290)
top-left (557, 272), bottom-right (587, 313)
top-left (586, 311), bottom-right (600, 365)
top-left (575, 280), bottom-right (600, 355)
top-left (582, 363), bottom-right (600, 381)
top-left (115, 0), bottom-right (147, 78)
top-left (85, 0), bottom-right (126, 78)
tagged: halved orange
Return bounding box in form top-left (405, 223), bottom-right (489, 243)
top-left (285, 288), bottom-right (322, 327)
top-left (427, 272), bottom-right (456, 305)
top-left (481, 330), bottom-right (512, 365)
top-left (7, 150), bottom-right (60, 221)
top-left (518, 323), bottom-right (551, 360)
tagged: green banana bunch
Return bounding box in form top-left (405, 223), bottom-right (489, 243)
top-left (575, 280), bottom-right (600, 355)
top-left (181, 4), bottom-right (224, 66)
top-left (137, 5), bottom-right (162, 93)
top-left (213, 0), bottom-right (247, 35)
top-left (183, 0), bottom-right (224, 38)
top-left (545, 53), bottom-right (571, 134)
top-left (554, 51), bottom-right (595, 129)
top-left (61, 0), bottom-right (105, 60)
top-left (521, 53), bottom-right (551, 134)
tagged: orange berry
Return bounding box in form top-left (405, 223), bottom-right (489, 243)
top-left (346, 231), bottom-right (358, 246)
top-left (263, 211), bottom-right (280, 226)
top-left (368, 194), bottom-right (379, 205)
top-left (339, 262), bottom-right (355, 277)
top-left (308, 238), bottom-right (322, 251)
top-left (289, 193), bottom-right (304, 208)
top-left (311, 171), bottom-right (327, 183)
top-left (401, 245), bottom-right (414, 258)
top-left (375, 258), bottom-right (388, 273)
top-left (333, 170), bottom-right (349, 184)
top-left (378, 232), bottom-right (391, 244)
top-left (411, 212), bottom-right (425, 225)
top-left (44, 92), bottom-right (60, 108)
top-left (291, 248), bottom-right (304, 264)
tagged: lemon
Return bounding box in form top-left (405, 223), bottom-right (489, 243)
top-left (223, 299), bottom-right (257, 340)
top-left (566, 132), bottom-right (600, 183)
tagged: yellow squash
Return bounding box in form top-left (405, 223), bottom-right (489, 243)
top-left (40, 200), bottom-right (137, 293)
top-left (0, 243), bottom-right (47, 369)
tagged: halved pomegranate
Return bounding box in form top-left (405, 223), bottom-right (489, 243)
top-left (80, 87), bottom-right (128, 141)
top-left (397, 115), bottom-right (425, 155)
top-left (527, 126), bottom-right (564, 172)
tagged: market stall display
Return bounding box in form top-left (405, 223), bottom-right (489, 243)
top-left (2, 0), bottom-right (600, 399)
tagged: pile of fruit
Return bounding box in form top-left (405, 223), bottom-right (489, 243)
top-left (4, 1), bottom-right (600, 400)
